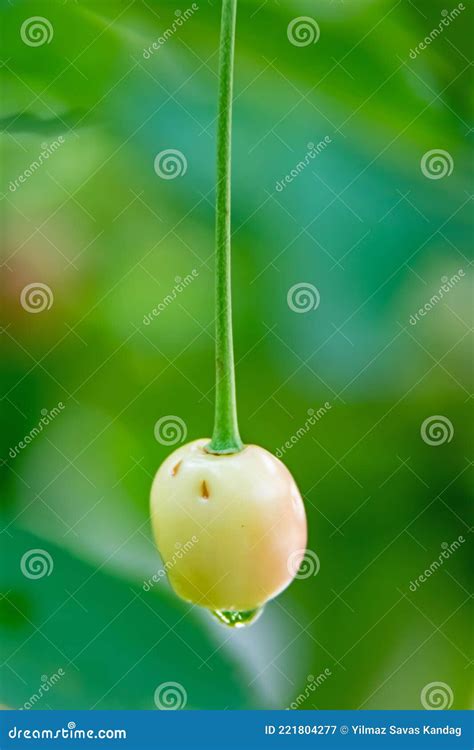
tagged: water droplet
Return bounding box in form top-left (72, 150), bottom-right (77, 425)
top-left (210, 607), bottom-right (264, 628)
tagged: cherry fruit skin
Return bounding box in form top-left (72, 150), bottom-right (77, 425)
top-left (150, 439), bottom-right (307, 612)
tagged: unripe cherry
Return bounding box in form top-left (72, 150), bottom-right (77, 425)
top-left (150, 439), bottom-right (307, 625)
top-left (149, 0), bottom-right (309, 627)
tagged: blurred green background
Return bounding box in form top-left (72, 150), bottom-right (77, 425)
top-left (1, 0), bottom-right (472, 711)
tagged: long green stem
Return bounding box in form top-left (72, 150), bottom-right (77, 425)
top-left (207, 0), bottom-right (243, 455)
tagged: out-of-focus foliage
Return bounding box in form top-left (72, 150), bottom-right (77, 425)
top-left (1, 0), bottom-right (472, 710)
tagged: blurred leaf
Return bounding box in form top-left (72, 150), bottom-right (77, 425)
top-left (1, 525), bottom-right (301, 709)
top-left (0, 110), bottom-right (91, 134)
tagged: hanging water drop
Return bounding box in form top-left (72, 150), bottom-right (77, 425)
top-left (211, 607), bottom-right (264, 628)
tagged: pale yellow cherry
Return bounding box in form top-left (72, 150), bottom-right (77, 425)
top-left (150, 0), bottom-right (309, 628)
top-left (150, 439), bottom-right (307, 621)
